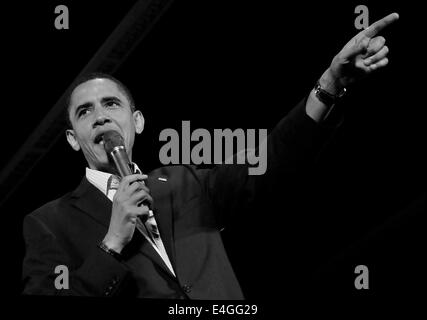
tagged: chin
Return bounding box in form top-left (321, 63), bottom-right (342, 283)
top-left (95, 162), bottom-right (116, 174)
top-left (91, 155), bottom-right (112, 172)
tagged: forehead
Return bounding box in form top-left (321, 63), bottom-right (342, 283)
top-left (70, 78), bottom-right (129, 109)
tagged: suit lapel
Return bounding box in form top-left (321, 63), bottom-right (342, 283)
top-left (70, 177), bottom-right (112, 228)
top-left (70, 176), bottom-right (177, 278)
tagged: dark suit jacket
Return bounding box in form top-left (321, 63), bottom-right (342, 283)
top-left (22, 97), bottom-right (336, 298)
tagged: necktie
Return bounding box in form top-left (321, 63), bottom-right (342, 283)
top-left (106, 175), bottom-right (120, 197)
top-left (146, 211), bottom-right (160, 240)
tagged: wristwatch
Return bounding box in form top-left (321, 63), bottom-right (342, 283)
top-left (314, 80), bottom-right (346, 106)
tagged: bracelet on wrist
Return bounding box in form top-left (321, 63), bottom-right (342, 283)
top-left (98, 241), bottom-right (123, 260)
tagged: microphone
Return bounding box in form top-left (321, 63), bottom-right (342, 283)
top-left (102, 130), bottom-right (133, 177)
top-left (103, 130), bottom-right (152, 213)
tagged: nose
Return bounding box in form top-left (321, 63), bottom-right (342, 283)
top-left (92, 107), bottom-right (112, 128)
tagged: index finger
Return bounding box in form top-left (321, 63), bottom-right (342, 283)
top-left (363, 12), bottom-right (399, 38)
top-left (122, 174), bottom-right (148, 186)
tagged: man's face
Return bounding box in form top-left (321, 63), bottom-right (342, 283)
top-left (66, 78), bottom-right (144, 172)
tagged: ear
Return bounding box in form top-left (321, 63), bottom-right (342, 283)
top-left (133, 110), bottom-right (145, 134)
top-left (66, 129), bottom-right (81, 151)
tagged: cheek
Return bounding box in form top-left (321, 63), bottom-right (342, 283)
top-left (76, 134), bottom-right (92, 150)
top-left (73, 128), bottom-right (95, 153)
top-left (124, 132), bottom-right (134, 151)
top-left (73, 123), bottom-right (90, 140)
top-left (128, 134), bottom-right (135, 148)
top-left (121, 119), bottom-right (137, 144)
top-left (83, 143), bottom-right (108, 163)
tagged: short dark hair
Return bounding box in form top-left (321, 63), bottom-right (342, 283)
top-left (64, 72), bottom-right (136, 129)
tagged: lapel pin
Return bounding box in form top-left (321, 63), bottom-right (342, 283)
top-left (158, 177), bottom-right (167, 182)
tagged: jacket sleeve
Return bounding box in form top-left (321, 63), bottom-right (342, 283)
top-left (194, 95), bottom-right (340, 224)
top-left (22, 214), bottom-right (132, 296)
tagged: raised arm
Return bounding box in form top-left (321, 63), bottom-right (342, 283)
top-left (201, 13), bottom-right (400, 223)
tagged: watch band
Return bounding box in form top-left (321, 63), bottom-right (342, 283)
top-left (314, 80), bottom-right (346, 106)
top-left (98, 241), bottom-right (123, 260)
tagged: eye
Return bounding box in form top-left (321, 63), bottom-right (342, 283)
top-left (77, 108), bottom-right (90, 118)
top-left (106, 101), bottom-right (120, 108)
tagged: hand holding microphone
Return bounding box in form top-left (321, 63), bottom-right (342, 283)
top-left (101, 130), bottom-right (153, 253)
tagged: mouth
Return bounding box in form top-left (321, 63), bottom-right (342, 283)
top-left (94, 129), bottom-right (123, 147)
top-left (94, 133), bottom-right (106, 145)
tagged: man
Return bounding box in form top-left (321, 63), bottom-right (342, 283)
top-left (22, 13), bottom-right (399, 298)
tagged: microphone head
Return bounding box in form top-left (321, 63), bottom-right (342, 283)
top-left (102, 130), bottom-right (125, 154)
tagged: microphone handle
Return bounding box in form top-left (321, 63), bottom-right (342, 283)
top-left (110, 146), bottom-right (133, 177)
top-left (110, 147), bottom-right (153, 214)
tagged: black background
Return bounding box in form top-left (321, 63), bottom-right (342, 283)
top-left (1, 0), bottom-right (425, 313)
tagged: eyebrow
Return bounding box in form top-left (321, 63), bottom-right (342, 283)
top-left (101, 96), bottom-right (122, 105)
top-left (74, 96), bottom-right (123, 119)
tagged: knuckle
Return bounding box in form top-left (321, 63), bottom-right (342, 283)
top-left (138, 206), bottom-right (149, 216)
top-left (134, 208), bottom-right (143, 216)
top-left (136, 182), bottom-right (146, 191)
top-left (142, 193), bottom-right (152, 203)
top-left (361, 37), bottom-right (370, 47)
top-left (122, 203), bottom-right (132, 214)
top-left (355, 59), bottom-right (364, 69)
top-left (125, 174), bottom-right (138, 183)
top-left (127, 215), bottom-right (137, 223)
top-left (138, 189), bottom-right (148, 197)
top-left (127, 207), bottom-right (139, 217)
top-left (113, 195), bottom-right (123, 205)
